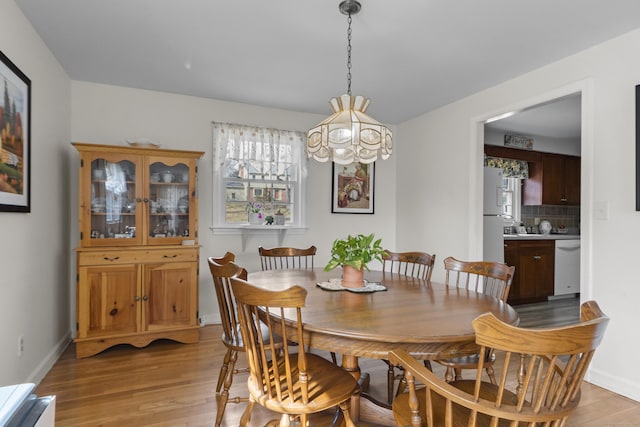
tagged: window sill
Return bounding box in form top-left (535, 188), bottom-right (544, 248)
top-left (210, 225), bottom-right (308, 250)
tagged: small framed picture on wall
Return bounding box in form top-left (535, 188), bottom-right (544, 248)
top-left (331, 162), bottom-right (375, 214)
top-left (0, 49), bottom-right (31, 213)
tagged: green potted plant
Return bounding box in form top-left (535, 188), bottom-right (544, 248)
top-left (324, 233), bottom-right (385, 287)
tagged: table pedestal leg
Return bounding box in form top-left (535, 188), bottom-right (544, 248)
top-left (341, 354), bottom-right (394, 425)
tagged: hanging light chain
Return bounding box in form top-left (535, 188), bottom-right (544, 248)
top-left (346, 12), bottom-right (353, 95)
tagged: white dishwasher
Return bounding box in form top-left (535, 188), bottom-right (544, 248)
top-left (554, 239), bottom-right (580, 296)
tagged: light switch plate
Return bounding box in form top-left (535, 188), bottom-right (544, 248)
top-left (594, 201), bottom-right (609, 220)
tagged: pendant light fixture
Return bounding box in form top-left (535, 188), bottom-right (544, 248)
top-left (307, 0), bottom-right (392, 165)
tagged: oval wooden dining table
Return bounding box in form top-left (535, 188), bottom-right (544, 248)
top-left (247, 268), bottom-right (519, 425)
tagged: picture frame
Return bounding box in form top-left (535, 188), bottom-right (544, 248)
top-left (504, 134), bottom-right (534, 150)
top-left (331, 162), bottom-right (375, 214)
top-left (636, 85), bottom-right (640, 211)
top-left (0, 50), bottom-right (30, 212)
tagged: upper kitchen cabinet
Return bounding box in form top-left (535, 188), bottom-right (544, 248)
top-left (540, 153), bottom-right (580, 205)
top-left (73, 142), bottom-right (205, 247)
top-left (484, 145), bottom-right (580, 206)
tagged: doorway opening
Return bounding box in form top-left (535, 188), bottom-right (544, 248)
top-left (482, 92), bottom-right (582, 313)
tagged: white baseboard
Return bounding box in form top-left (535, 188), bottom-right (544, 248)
top-left (199, 312), bottom-right (221, 326)
top-left (30, 332), bottom-right (72, 385)
top-left (587, 367), bottom-right (640, 402)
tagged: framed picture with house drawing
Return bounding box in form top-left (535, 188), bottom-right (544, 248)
top-left (0, 49), bottom-right (31, 212)
top-left (331, 162), bottom-right (375, 214)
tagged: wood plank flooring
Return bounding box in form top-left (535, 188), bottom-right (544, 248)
top-left (514, 295), bottom-right (580, 328)
top-left (35, 298), bottom-right (638, 426)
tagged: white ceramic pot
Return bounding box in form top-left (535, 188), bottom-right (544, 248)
top-left (539, 220), bottom-right (552, 235)
top-left (162, 172), bottom-right (174, 183)
top-left (248, 212), bottom-right (262, 225)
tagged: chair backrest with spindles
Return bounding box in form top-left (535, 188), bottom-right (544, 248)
top-left (231, 277), bottom-right (309, 402)
top-left (207, 256), bottom-right (247, 349)
top-left (382, 250), bottom-right (436, 283)
top-left (389, 300), bottom-right (609, 426)
top-left (258, 245), bottom-right (317, 271)
top-left (443, 256), bottom-right (514, 302)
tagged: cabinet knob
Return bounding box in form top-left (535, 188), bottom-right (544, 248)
top-left (103, 256), bottom-right (120, 261)
top-left (143, 198), bottom-right (149, 203)
top-left (143, 295), bottom-right (149, 301)
top-left (136, 198), bottom-right (142, 203)
top-left (135, 296), bottom-right (141, 301)
top-left (163, 254), bottom-right (178, 259)
top-left (533, 255), bottom-right (541, 260)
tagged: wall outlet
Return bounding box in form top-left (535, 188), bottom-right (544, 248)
top-left (199, 315), bottom-right (209, 326)
top-left (18, 335), bottom-right (24, 357)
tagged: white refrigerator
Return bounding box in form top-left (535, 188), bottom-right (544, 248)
top-left (483, 167), bottom-right (505, 263)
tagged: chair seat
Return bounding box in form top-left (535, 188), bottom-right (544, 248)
top-left (393, 380), bottom-right (520, 427)
top-left (248, 353), bottom-right (359, 415)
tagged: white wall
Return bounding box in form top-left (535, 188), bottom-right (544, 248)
top-left (396, 28), bottom-right (640, 401)
top-left (70, 81), bottom-right (398, 327)
top-left (4, 0), bottom-right (638, 404)
top-left (0, 1), bottom-right (71, 385)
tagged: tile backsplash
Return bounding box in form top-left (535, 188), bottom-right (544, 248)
top-left (521, 205), bottom-right (580, 233)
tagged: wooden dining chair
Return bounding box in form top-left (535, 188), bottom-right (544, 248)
top-left (382, 250), bottom-right (436, 283)
top-left (210, 251), bottom-right (235, 265)
top-left (388, 300), bottom-right (609, 427)
top-left (435, 256), bottom-right (515, 384)
top-left (230, 277), bottom-right (359, 427)
top-left (258, 245), bottom-right (317, 271)
top-left (382, 250), bottom-right (436, 403)
top-left (258, 244), bottom-right (337, 365)
top-left (207, 255), bottom-right (250, 427)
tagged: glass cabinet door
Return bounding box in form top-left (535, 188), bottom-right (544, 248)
top-left (89, 157), bottom-right (141, 244)
top-left (147, 159), bottom-right (193, 244)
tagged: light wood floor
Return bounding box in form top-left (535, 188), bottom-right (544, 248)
top-left (36, 298), bottom-right (639, 426)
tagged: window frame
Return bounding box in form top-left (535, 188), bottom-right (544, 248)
top-left (211, 123), bottom-right (307, 232)
top-left (502, 177), bottom-right (521, 224)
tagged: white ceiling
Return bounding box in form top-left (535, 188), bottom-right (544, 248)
top-left (14, 0), bottom-right (640, 128)
top-left (485, 94), bottom-right (582, 139)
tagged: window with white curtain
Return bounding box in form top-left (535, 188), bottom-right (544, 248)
top-left (502, 177), bottom-right (521, 224)
top-left (212, 122), bottom-right (307, 227)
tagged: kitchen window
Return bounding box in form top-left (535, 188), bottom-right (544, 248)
top-left (212, 122), bottom-right (307, 228)
top-left (502, 177), bottom-right (521, 223)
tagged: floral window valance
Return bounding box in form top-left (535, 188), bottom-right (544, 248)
top-left (484, 156), bottom-right (529, 179)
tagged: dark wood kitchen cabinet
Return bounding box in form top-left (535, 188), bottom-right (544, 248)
top-left (504, 239), bottom-right (555, 305)
top-left (541, 153), bottom-right (580, 205)
top-left (484, 145), bottom-right (580, 206)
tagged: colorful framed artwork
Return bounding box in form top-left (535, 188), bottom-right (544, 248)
top-left (0, 49), bottom-right (30, 212)
top-left (331, 162), bottom-right (375, 214)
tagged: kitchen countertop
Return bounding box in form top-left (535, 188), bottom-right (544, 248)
top-left (504, 234), bottom-right (580, 240)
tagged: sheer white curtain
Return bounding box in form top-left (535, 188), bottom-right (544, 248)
top-left (212, 122), bottom-right (307, 177)
top-left (212, 122), bottom-right (307, 227)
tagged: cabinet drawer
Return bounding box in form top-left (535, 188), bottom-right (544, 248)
top-left (78, 247), bottom-right (198, 266)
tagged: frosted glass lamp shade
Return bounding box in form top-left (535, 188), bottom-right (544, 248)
top-left (307, 94), bottom-right (392, 165)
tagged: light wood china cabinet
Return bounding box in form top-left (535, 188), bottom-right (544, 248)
top-left (72, 143), bottom-right (204, 358)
